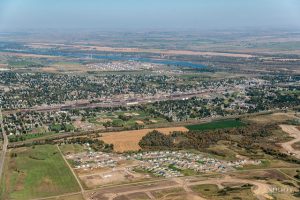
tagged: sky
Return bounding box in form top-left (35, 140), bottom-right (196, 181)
top-left (0, 0), bottom-right (300, 31)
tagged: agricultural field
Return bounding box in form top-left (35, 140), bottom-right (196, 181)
top-left (186, 119), bottom-right (245, 131)
top-left (100, 127), bottom-right (188, 152)
top-left (0, 145), bottom-right (80, 200)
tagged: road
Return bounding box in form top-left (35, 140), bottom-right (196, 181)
top-left (280, 124), bottom-right (300, 159)
top-left (31, 166), bottom-right (299, 200)
top-left (56, 145), bottom-right (86, 199)
top-left (88, 175), bottom-right (273, 200)
top-left (0, 108), bottom-right (8, 183)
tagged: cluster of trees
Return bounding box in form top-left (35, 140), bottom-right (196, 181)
top-left (118, 114), bottom-right (132, 121)
top-left (139, 124), bottom-right (300, 164)
top-left (246, 88), bottom-right (300, 112)
top-left (139, 124), bottom-right (277, 152)
top-left (151, 97), bottom-right (227, 121)
top-left (0, 71), bottom-right (210, 109)
top-left (139, 129), bottom-right (229, 150)
top-left (262, 147), bottom-right (300, 164)
top-left (139, 130), bottom-right (173, 149)
top-left (49, 123), bottom-right (75, 133)
top-left (64, 137), bottom-right (113, 152)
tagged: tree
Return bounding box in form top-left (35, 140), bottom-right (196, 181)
top-left (139, 130), bottom-right (173, 149)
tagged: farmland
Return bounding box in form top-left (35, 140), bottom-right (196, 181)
top-left (100, 127), bottom-right (189, 152)
top-left (186, 119), bottom-right (245, 131)
top-left (0, 145), bottom-right (80, 200)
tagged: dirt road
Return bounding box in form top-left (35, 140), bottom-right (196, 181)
top-left (280, 125), bottom-right (300, 159)
top-left (57, 145), bottom-right (86, 199)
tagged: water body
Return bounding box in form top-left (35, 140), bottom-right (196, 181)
top-left (91, 54), bottom-right (207, 69)
top-left (1, 49), bottom-right (208, 69)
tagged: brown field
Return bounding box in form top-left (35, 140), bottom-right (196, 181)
top-left (41, 66), bottom-right (60, 72)
top-left (246, 112), bottom-right (298, 124)
top-left (0, 63), bottom-right (8, 68)
top-left (79, 169), bottom-right (146, 188)
top-left (100, 127), bottom-right (188, 152)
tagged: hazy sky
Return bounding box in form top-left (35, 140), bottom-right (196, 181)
top-left (0, 0), bottom-right (300, 31)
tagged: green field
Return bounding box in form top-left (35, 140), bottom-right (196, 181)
top-left (88, 110), bottom-right (168, 129)
top-left (8, 131), bottom-right (56, 142)
top-left (0, 145), bottom-right (80, 200)
top-left (59, 144), bottom-right (85, 155)
top-left (186, 119), bottom-right (245, 131)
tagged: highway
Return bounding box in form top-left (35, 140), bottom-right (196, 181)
top-left (0, 108), bottom-right (8, 182)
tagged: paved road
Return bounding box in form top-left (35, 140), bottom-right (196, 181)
top-left (0, 108), bottom-right (8, 182)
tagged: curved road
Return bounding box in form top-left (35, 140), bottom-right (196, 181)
top-left (97, 175), bottom-right (273, 200)
top-left (280, 125), bottom-right (300, 159)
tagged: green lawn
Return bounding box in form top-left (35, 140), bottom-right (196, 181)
top-left (0, 145), bottom-right (80, 200)
top-left (186, 119), bottom-right (245, 131)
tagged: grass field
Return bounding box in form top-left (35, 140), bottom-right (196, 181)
top-left (0, 145), bottom-right (80, 200)
top-left (88, 110), bottom-right (168, 129)
top-left (245, 112), bottom-right (298, 124)
top-left (8, 131), bottom-right (56, 142)
top-left (46, 193), bottom-right (84, 200)
top-left (186, 119), bottom-right (245, 131)
top-left (59, 144), bottom-right (85, 155)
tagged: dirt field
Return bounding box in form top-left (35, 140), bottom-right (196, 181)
top-left (246, 112), bottom-right (298, 124)
top-left (79, 168), bottom-right (145, 189)
top-left (87, 175), bottom-right (275, 200)
top-left (100, 127), bottom-right (188, 152)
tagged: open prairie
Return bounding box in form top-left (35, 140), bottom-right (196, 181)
top-left (245, 112), bottom-right (299, 124)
